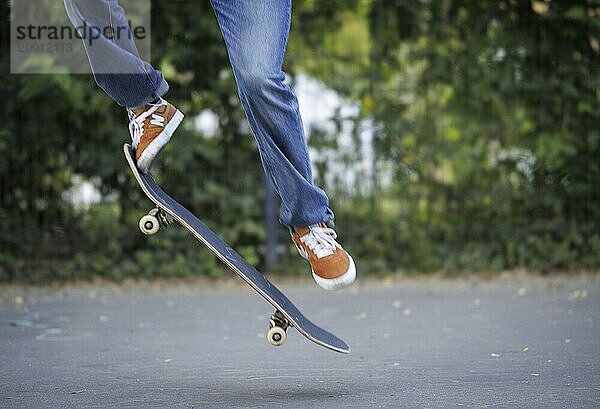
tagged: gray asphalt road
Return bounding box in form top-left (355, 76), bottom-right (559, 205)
top-left (1, 274), bottom-right (599, 408)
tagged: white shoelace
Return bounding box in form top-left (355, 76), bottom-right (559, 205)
top-left (128, 99), bottom-right (167, 149)
top-left (300, 226), bottom-right (339, 259)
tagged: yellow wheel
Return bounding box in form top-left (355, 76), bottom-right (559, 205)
top-left (139, 214), bottom-right (160, 235)
top-left (267, 326), bottom-right (287, 347)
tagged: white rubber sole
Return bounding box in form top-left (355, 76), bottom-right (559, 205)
top-left (137, 109), bottom-right (184, 173)
top-left (312, 253), bottom-right (356, 291)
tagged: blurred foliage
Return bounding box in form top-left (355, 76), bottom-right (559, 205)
top-left (1, 0), bottom-right (599, 282)
top-left (340, 0), bottom-right (600, 274)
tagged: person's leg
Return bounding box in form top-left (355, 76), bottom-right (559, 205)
top-left (210, 0), bottom-right (333, 228)
top-left (63, 0), bottom-right (183, 173)
top-left (62, 0), bottom-right (168, 108)
top-left (210, 0), bottom-right (355, 290)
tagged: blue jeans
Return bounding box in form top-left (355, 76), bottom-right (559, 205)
top-left (63, 0), bottom-right (334, 228)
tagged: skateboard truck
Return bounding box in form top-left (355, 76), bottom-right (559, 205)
top-left (139, 207), bottom-right (175, 235)
top-left (267, 310), bottom-right (289, 347)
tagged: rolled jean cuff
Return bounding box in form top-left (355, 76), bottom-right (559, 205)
top-left (128, 77), bottom-right (170, 109)
top-left (280, 211), bottom-right (335, 230)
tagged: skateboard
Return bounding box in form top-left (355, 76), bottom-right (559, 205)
top-left (123, 144), bottom-right (350, 354)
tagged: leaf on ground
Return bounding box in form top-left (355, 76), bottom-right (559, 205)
top-left (568, 289), bottom-right (589, 301)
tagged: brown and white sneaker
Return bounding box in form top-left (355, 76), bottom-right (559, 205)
top-left (128, 98), bottom-right (184, 173)
top-left (291, 224), bottom-right (356, 290)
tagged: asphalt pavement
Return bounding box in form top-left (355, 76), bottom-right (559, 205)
top-left (1, 273), bottom-right (599, 408)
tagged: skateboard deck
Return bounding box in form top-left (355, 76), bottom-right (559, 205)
top-left (124, 144), bottom-right (349, 353)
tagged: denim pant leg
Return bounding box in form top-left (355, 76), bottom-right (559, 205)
top-left (63, 0), bottom-right (168, 108)
top-left (210, 0), bottom-right (334, 228)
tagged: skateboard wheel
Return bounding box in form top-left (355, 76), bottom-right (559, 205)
top-left (139, 214), bottom-right (160, 235)
top-left (267, 326), bottom-right (287, 347)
